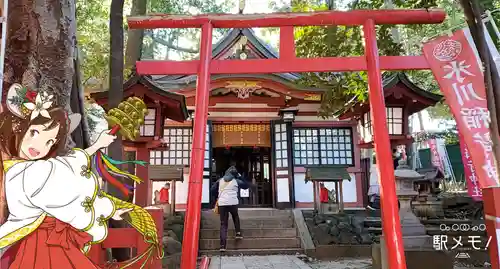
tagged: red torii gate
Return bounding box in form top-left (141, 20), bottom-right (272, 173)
top-left (128, 10), bottom-right (446, 269)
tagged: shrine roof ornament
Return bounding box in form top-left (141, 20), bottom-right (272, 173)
top-left (150, 29), bottom-right (320, 92)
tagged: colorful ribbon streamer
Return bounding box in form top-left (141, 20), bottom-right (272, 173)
top-left (92, 151), bottom-right (148, 196)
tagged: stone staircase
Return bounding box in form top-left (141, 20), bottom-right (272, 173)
top-left (199, 209), bottom-right (303, 256)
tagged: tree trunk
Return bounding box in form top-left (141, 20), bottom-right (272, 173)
top-left (109, 0), bottom-right (129, 262)
top-left (125, 0), bottom-right (147, 73)
top-left (4, 0), bottom-right (77, 128)
top-left (71, 47), bottom-right (91, 149)
top-left (1, 0), bottom-right (77, 223)
top-left (108, 0), bottom-right (125, 196)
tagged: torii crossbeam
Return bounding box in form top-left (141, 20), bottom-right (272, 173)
top-left (128, 9), bottom-right (446, 269)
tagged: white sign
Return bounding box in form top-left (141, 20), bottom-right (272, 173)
top-left (240, 188), bottom-right (249, 198)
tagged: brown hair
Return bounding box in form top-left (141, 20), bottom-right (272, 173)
top-left (0, 106), bottom-right (69, 223)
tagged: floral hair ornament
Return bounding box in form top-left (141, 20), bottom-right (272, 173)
top-left (6, 83), bottom-right (54, 120)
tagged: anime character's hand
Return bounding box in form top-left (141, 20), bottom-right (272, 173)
top-left (95, 129), bottom-right (117, 149)
top-left (111, 208), bottom-right (133, 221)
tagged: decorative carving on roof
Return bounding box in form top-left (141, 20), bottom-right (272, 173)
top-left (225, 48), bottom-right (258, 60)
top-left (253, 89), bottom-right (280, 98)
top-left (304, 93), bottom-right (322, 101)
top-left (225, 81), bottom-right (262, 99)
top-left (223, 36), bottom-right (259, 60)
top-left (211, 87), bottom-right (280, 99)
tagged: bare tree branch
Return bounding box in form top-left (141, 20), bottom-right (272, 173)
top-left (145, 31), bottom-right (199, 53)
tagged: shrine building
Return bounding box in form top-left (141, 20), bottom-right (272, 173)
top-left (91, 28), bottom-right (442, 210)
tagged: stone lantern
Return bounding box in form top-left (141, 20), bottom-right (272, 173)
top-left (373, 160), bottom-right (450, 269)
top-left (394, 159), bottom-right (427, 238)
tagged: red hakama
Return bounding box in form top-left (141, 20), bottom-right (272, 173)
top-left (1, 217), bottom-right (100, 269)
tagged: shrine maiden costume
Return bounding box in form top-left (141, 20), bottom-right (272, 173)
top-left (0, 149), bottom-right (113, 268)
top-left (0, 84), bottom-right (161, 269)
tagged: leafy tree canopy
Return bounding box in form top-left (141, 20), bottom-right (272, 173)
top-left (283, 0), bottom-right (499, 121)
top-left (76, 0), bottom-right (233, 92)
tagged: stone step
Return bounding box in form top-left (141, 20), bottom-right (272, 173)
top-left (237, 209), bottom-right (293, 218)
top-left (202, 213), bottom-right (294, 221)
top-left (199, 237), bottom-right (301, 250)
top-left (201, 218), bottom-right (294, 229)
top-left (202, 209), bottom-right (292, 217)
top-left (363, 217), bottom-right (381, 227)
top-left (200, 228), bottom-right (297, 239)
top-left (200, 248), bottom-right (303, 256)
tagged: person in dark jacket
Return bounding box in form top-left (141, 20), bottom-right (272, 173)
top-left (210, 166), bottom-right (251, 251)
top-left (393, 148), bottom-right (401, 169)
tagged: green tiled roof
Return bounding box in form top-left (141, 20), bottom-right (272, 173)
top-left (305, 166), bottom-right (351, 182)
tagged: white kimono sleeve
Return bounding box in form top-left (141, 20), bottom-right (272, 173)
top-left (8, 148), bottom-right (115, 243)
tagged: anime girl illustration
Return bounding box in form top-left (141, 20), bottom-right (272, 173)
top-left (0, 84), bottom-right (161, 268)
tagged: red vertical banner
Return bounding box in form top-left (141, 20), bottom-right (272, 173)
top-left (423, 29), bottom-right (498, 188)
top-left (458, 133), bottom-right (483, 200)
top-left (428, 139), bottom-right (445, 173)
top-left (423, 29), bottom-right (499, 269)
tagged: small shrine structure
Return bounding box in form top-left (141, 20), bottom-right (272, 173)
top-left (150, 165), bottom-right (184, 215)
top-left (413, 167), bottom-right (445, 219)
top-left (305, 166), bottom-right (351, 214)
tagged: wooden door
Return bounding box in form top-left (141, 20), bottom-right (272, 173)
top-left (239, 148), bottom-right (272, 207)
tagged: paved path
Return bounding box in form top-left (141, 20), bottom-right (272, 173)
top-left (208, 255), bottom-right (310, 269)
top-left (208, 256), bottom-right (487, 269)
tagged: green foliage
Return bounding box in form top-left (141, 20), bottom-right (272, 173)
top-left (76, 0), bottom-right (233, 92)
top-left (291, 0), bottom-right (406, 118)
top-left (280, 0), bottom-right (499, 120)
top-left (76, 0), bottom-right (113, 90)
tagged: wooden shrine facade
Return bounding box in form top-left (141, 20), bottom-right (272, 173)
top-left (91, 29), bottom-right (441, 211)
top-left (143, 29), bottom-right (365, 210)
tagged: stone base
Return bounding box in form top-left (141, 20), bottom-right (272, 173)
top-left (372, 236), bottom-right (453, 269)
top-left (412, 200), bottom-right (445, 219)
top-left (319, 203), bottom-right (340, 214)
top-left (314, 245), bottom-right (372, 259)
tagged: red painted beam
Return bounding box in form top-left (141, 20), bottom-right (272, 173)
top-left (363, 19), bottom-right (406, 269)
top-left (136, 55), bottom-right (430, 75)
top-left (180, 22), bottom-right (213, 269)
top-left (128, 9), bottom-right (445, 29)
top-left (280, 26), bottom-right (295, 59)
